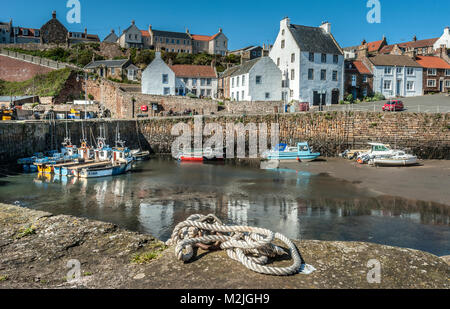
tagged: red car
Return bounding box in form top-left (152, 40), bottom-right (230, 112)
top-left (382, 100), bottom-right (404, 112)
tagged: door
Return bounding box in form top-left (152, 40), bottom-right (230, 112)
top-left (313, 91), bottom-right (320, 106)
top-left (321, 93), bottom-right (326, 106)
top-left (396, 80), bottom-right (402, 96)
top-left (440, 81), bottom-right (443, 92)
top-left (332, 89), bottom-right (340, 105)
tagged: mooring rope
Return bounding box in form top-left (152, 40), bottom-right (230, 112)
top-left (166, 214), bottom-right (315, 276)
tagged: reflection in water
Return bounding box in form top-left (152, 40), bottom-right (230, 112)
top-left (0, 159), bottom-right (448, 256)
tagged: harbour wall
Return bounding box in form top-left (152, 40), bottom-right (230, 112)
top-left (0, 111), bottom-right (449, 162)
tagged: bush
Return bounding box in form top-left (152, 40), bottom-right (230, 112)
top-left (346, 94), bottom-right (354, 103)
top-left (187, 92), bottom-right (197, 99)
top-left (373, 93), bottom-right (385, 101)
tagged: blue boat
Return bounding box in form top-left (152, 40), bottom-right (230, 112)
top-left (263, 142), bottom-right (321, 162)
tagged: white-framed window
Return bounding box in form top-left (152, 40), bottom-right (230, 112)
top-left (231, 77), bottom-right (234, 88)
top-left (308, 69), bottom-right (314, 80)
top-left (445, 69), bottom-right (450, 76)
top-left (407, 81), bottom-right (415, 91)
top-left (407, 68), bottom-right (415, 76)
top-left (291, 53), bottom-right (295, 63)
top-left (427, 79), bottom-right (436, 87)
top-left (396, 67), bottom-right (402, 74)
top-left (332, 71), bottom-right (338, 81)
top-left (237, 76), bottom-right (240, 86)
top-left (321, 53), bottom-right (327, 63)
top-left (265, 92), bottom-right (270, 99)
top-left (192, 78), bottom-right (197, 86)
top-left (242, 75), bottom-right (245, 86)
top-left (321, 69), bottom-right (326, 81)
top-left (445, 80), bottom-right (450, 88)
top-left (384, 67), bottom-right (392, 75)
top-left (206, 78), bottom-right (211, 86)
top-left (111, 68), bottom-right (115, 74)
top-left (162, 74), bottom-right (168, 84)
top-left (362, 75), bottom-right (368, 83)
top-left (309, 52), bottom-right (314, 62)
top-left (256, 76), bottom-right (262, 84)
top-left (333, 55), bottom-right (339, 64)
top-left (200, 78), bottom-right (206, 86)
top-left (163, 87), bottom-right (170, 95)
top-left (241, 90), bottom-right (244, 99)
top-left (277, 58), bottom-right (280, 66)
top-left (207, 89), bottom-right (211, 97)
top-left (291, 69), bottom-right (295, 80)
top-left (351, 75), bottom-right (357, 83)
top-left (281, 40), bottom-right (285, 49)
top-left (383, 80), bottom-right (392, 90)
top-left (427, 68), bottom-right (437, 76)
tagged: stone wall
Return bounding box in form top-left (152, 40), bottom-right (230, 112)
top-left (1, 112), bottom-right (449, 162)
top-left (0, 54), bottom-right (54, 82)
top-left (223, 100), bottom-right (285, 114)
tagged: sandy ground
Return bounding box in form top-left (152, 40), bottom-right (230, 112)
top-left (280, 158), bottom-right (450, 206)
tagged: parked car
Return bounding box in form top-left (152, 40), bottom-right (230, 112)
top-left (382, 100), bottom-right (404, 112)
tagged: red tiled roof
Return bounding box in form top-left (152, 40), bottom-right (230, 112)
top-left (415, 56), bottom-right (450, 69)
top-left (191, 34), bottom-right (213, 41)
top-left (366, 40), bottom-right (384, 52)
top-left (353, 60), bottom-right (372, 74)
top-left (140, 30), bottom-right (150, 37)
top-left (170, 65), bottom-right (217, 78)
top-left (380, 38), bottom-right (439, 54)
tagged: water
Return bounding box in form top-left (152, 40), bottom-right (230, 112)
top-left (0, 158), bottom-right (449, 256)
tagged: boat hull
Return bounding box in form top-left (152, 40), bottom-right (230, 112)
top-left (372, 157), bottom-right (418, 166)
top-left (79, 162), bottom-right (132, 179)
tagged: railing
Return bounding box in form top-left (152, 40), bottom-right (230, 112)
top-left (0, 48), bottom-right (81, 71)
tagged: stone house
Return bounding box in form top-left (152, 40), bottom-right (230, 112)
top-left (171, 64), bottom-right (218, 98)
top-left (218, 66), bottom-right (239, 99)
top-left (141, 52), bottom-right (176, 95)
top-left (229, 57), bottom-right (282, 102)
top-left (118, 20), bottom-right (143, 49)
top-left (415, 56), bottom-right (450, 94)
top-left (68, 28), bottom-right (100, 44)
top-left (228, 45), bottom-right (270, 61)
top-left (146, 26), bottom-right (192, 53)
top-left (40, 11), bottom-right (68, 44)
top-left (0, 20), bottom-right (12, 44)
top-left (103, 29), bottom-right (119, 43)
top-left (84, 58), bottom-right (140, 82)
top-left (191, 28), bottom-right (228, 55)
top-left (344, 37), bottom-right (388, 59)
top-left (269, 17), bottom-right (344, 106)
top-left (364, 54), bottom-right (423, 98)
top-left (344, 60), bottom-right (373, 99)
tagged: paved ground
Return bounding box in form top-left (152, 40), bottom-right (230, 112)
top-left (323, 94), bottom-right (450, 113)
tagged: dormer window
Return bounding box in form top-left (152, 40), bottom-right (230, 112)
top-left (23, 29), bottom-right (29, 36)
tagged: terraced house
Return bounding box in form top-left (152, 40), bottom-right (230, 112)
top-left (269, 17), bottom-right (344, 106)
top-left (415, 55), bottom-right (450, 94)
top-left (146, 26), bottom-right (193, 53)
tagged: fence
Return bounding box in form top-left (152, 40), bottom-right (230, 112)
top-left (0, 48), bottom-right (81, 71)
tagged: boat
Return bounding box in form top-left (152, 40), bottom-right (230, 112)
top-left (176, 147), bottom-right (224, 162)
top-left (262, 142), bottom-right (321, 162)
top-left (131, 149), bottom-right (151, 161)
top-left (370, 152), bottom-right (418, 167)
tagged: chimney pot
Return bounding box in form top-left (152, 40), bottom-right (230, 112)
top-left (52, 11), bottom-right (56, 19)
top-left (131, 20), bottom-right (135, 25)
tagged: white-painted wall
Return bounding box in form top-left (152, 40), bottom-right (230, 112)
top-left (269, 18), bottom-right (344, 106)
top-left (372, 66), bottom-right (423, 98)
top-left (176, 77), bottom-right (218, 98)
top-left (141, 52), bottom-right (175, 95)
top-left (433, 27), bottom-right (450, 50)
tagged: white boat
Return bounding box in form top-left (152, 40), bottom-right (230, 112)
top-left (371, 152), bottom-right (418, 167)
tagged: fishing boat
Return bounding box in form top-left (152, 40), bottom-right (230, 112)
top-left (131, 149), bottom-right (151, 161)
top-left (262, 142), bottom-right (321, 162)
top-left (176, 147), bottom-right (223, 162)
top-left (370, 152), bottom-right (418, 167)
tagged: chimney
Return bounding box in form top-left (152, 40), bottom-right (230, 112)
top-left (445, 27), bottom-right (450, 35)
top-left (320, 21), bottom-right (331, 34)
top-left (84, 28), bottom-right (87, 35)
top-left (219, 28), bottom-right (223, 33)
top-left (149, 24), bottom-right (152, 32)
top-left (186, 28), bottom-right (190, 34)
top-left (52, 11), bottom-right (56, 19)
top-left (357, 44), bottom-right (369, 60)
top-left (362, 39), bottom-right (367, 45)
top-left (131, 20), bottom-right (135, 26)
top-left (413, 35), bottom-right (417, 42)
top-left (281, 17), bottom-right (290, 29)
top-left (111, 29), bottom-right (115, 34)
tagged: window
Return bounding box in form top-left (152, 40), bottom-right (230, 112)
top-left (427, 68), bottom-right (437, 76)
top-left (237, 76), bottom-right (240, 86)
top-left (291, 53), bottom-right (295, 63)
top-left (200, 78), bottom-right (206, 86)
top-left (192, 78), bottom-right (197, 86)
top-left (277, 58), bottom-right (280, 66)
top-left (396, 67), bottom-right (402, 74)
top-left (321, 53), bottom-right (327, 63)
top-left (309, 52), bottom-right (314, 62)
top-left (241, 90), bottom-right (244, 99)
top-left (308, 69), bottom-right (314, 80)
top-left (351, 75), bottom-right (357, 83)
top-left (111, 68), bottom-right (115, 74)
top-left (242, 75), bottom-right (245, 86)
top-left (162, 74), bottom-right (168, 84)
top-left (383, 80), bottom-right (392, 90)
top-left (281, 40), bottom-right (285, 49)
top-left (23, 29), bottom-right (28, 36)
top-left (332, 71), bottom-right (338, 81)
top-left (183, 78), bottom-right (188, 84)
top-left (177, 39), bottom-right (180, 44)
top-left (363, 87), bottom-right (368, 97)
top-left (407, 68), bottom-right (415, 76)
top-left (384, 67), bottom-right (392, 75)
top-left (265, 92), bottom-right (270, 99)
top-left (321, 69), bottom-right (326, 81)
top-left (207, 78), bottom-right (211, 86)
top-left (445, 80), bottom-right (450, 88)
top-left (256, 76), bottom-right (262, 84)
top-left (407, 81), bottom-right (415, 91)
top-left (207, 89), bottom-right (211, 96)
top-left (232, 78), bottom-right (234, 88)
top-left (163, 87), bottom-right (170, 95)
top-left (200, 89), bottom-right (205, 97)
top-left (291, 69), bottom-right (295, 80)
top-left (362, 75), bottom-right (368, 83)
top-left (446, 70), bottom-right (450, 76)
top-left (333, 55), bottom-right (338, 64)
top-left (427, 79), bottom-right (436, 87)
top-left (282, 29), bottom-right (285, 36)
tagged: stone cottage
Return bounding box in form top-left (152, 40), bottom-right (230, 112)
top-left (40, 11), bottom-right (68, 44)
top-left (84, 58), bottom-right (140, 82)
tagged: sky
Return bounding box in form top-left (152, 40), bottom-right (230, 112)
top-left (1, 0), bottom-right (449, 50)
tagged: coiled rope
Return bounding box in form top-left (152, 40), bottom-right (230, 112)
top-left (166, 214), bottom-right (315, 276)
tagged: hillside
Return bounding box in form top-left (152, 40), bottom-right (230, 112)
top-left (0, 68), bottom-right (74, 97)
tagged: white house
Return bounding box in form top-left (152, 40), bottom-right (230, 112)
top-left (433, 27), bottom-right (450, 50)
top-left (141, 52), bottom-right (175, 95)
top-left (229, 57), bottom-right (282, 101)
top-left (170, 64), bottom-right (218, 98)
top-left (367, 54), bottom-right (423, 98)
top-left (269, 17), bottom-right (344, 106)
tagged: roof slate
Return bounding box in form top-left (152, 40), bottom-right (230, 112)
top-left (170, 64), bottom-right (217, 78)
top-left (368, 54), bottom-right (421, 67)
top-left (84, 59), bottom-right (129, 69)
top-left (288, 24), bottom-right (342, 55)
top-left (152, 29), bottom-right (190, 40)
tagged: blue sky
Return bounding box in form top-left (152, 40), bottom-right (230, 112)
top-left (1, 0), bottom-right (448, 50)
